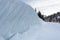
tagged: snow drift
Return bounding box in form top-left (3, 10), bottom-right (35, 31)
top-left (0, 0), bottom-right (60, 40)
top-left (0, 0), bottom-right (41, 40)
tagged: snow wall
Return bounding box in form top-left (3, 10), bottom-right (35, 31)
top-left (0, 0), bottom-right (43, 40)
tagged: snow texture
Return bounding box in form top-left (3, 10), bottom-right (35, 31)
top-left (0, 0), bottom-right (60, 40)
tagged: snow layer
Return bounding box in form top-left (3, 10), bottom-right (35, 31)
top-left (0, 0), bottom-right (60, 40)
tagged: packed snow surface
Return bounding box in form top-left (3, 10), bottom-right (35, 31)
top-left (0, 0), bottom-right (60, 40)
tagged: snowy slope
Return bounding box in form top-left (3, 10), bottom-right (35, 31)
top-left (0, 0), bottom-right (60, 40)
top-left (0, 0), bottom-right (41, 40)
top-left (22, 22), bottom-right (60, 40)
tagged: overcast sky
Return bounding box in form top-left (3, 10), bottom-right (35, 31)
top-left (21, 0), bottom-right (60, 16)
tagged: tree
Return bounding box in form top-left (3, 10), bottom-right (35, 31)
top-left (38, 11), bottom-right (44, 20)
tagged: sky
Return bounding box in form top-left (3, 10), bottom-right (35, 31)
top-left (21, 0), bottom-right (60, 16)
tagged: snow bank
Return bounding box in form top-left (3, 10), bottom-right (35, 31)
top-left (0, 0), bottom-right (41, 40)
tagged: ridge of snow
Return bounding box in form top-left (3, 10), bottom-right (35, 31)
top-left (9, 33), bottom-right (22, 40)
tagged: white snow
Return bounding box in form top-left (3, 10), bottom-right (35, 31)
top-left (0, 0), bottom-right (60, 40)
top-left (9, 33), bottom-right (22, 40)
top-left (0, 36), bottom-right (5, 40)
